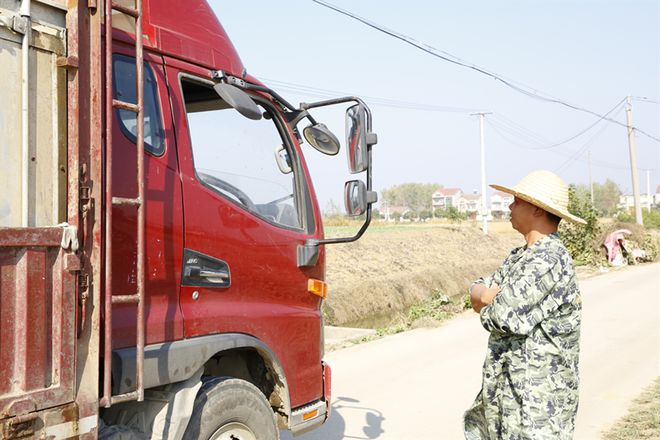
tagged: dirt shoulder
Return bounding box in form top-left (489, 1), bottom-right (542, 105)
top-left (323, 221), bottom-right (523, 327)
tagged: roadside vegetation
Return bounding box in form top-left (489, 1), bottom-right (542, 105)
top-left (602, 377), bottom-right (660, 440)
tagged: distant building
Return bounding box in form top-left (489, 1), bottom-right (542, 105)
top-left (618, 194), bottom-right (655, 210)
top-left (381, 203), bottom-right (410, 221)
top-left (490, 191), bottom-right (514, 218)
top-left (432, 188), bottom-right (462, 211)
top-left (458, 193), bottom-right (481, 214)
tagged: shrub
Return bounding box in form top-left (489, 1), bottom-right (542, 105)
top-left (419, 209), bottom-right (433, 221)
top-left (643, 210), bottom-right (660, 229)
top-left (446, 207), bottom-right (467, 222)
top-left (616, 209), bottom-right (660, 229)
top-left (559, 185), bottom-right (602, 265)
top-left (616, 211), bottom-right (635, 223)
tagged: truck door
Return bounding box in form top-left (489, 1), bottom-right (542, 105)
top-left (109, 49), bottom-right (184, 348)
top-left (166, 61), bottom-right (325, 407)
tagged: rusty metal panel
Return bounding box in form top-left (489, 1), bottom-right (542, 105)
top-left (0, 228), bottom-right (75, 420)
top-left (69, 0), bottom-right (103, 427)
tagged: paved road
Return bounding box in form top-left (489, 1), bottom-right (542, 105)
top-left (283, 262), bottom-right (660, 440)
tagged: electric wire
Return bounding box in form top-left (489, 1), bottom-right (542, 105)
top-left (485, 104), bottom-right (644, 173)
top-left (555, 119), bottom-right (616, 173)
top-left (492, 114), bottom-right (550, 145)
top-left (487, 98), bottom-right (626, 150)
top-left (310, 0), bottom-right (660, 143)
top-left (260, 77), bottom-right (480, 113)
top-left (262, 74), bottom-right (651, 151)
top-left (632, 96), bottom-right (660, 104)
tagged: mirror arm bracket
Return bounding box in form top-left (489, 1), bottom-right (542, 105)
top-left (297, 146), bottom-right (376, 268)
top-left (212, 70), bottom-right (305, 117)
top-left (283, 109), bottom-right (317, 128)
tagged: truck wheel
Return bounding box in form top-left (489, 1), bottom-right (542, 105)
top-left (183, 377), bottom-right (279, 440)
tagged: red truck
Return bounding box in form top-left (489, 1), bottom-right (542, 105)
top-left (0, 0), bottom-right (377, 438)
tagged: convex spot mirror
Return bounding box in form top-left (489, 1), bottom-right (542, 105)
top-left (303, 123), bottom-right (340, 156)
top-left (344, 180), bottom-right (367, 216)
top-left (213, 83), bottom-right (262, 120)
top-left (345, 104), bottom-right (375, 174)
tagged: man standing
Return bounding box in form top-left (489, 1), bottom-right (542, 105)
top-left (464, 170), bottom-right (586, 440)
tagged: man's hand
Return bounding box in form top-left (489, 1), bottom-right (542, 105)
top-left (470, 284), bottom-right (501, 313)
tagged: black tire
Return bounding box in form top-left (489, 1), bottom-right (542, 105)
top-left (183, 377), bottom-right (279, 440)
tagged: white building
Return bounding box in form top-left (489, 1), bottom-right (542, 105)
top-left (432, 188), bottom-right (463, 211)
top-left (618, 194), bottom-right (655, 211)
top-left (458, 193), bottom-right (481, 214)
top-left (490, 191), bottom-right (514, 218)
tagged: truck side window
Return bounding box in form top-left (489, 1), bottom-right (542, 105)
top-left (181, 78), bottom-right (302, 230)
top-left (112, 54), bottom-right (165, 155)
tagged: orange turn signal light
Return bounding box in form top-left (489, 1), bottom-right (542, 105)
top-left (308, 279), bottom-right (327, 299)
top-left (303, 409), bottom-right (319, 421)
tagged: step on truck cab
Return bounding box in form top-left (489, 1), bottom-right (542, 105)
top-left (0, 0), bottom-right (377, 438)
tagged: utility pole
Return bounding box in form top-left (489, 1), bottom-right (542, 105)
top-left (625, 96), bottom-right (643, 225)
top-left (588, 150), bottom-right (594, 205)
top-left (472, 112), bottom-right (492, 234)
top-left (646, 169), bottom-right (651, 212)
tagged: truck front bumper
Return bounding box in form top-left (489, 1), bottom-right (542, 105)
top-left (289, 361), bottom-right (332, 436)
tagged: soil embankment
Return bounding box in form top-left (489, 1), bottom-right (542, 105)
top-left (323, 222), bottom-right (523, 328)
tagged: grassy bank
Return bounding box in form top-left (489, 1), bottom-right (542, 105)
top-left (323, 220), bottom-right (522, 327)
top-left (602, 377), bottom-right (660, 440)
top-left (322, 218), bottom-right (659, 328)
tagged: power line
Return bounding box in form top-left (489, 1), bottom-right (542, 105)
top-left (555, 118), bottom-right (615, 173)
top-left (492, 114), bottom-right (550, 145)
top-left (485, 105), bottom-right (648, 172)
top-left (632, 96), bottom-right (660, 104)
top-left (310, 0), bottom-right (660, 143)
top-left (260, 77), bottom-right (480, 113)
top-left (485, 98), bottom-right (626, 151)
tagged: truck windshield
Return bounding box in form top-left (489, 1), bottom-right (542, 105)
top-left (181, 78), bottom-right (302, 230)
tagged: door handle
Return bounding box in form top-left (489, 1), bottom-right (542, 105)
top-left (189, 267), bottom-right (229, 284)
top-left (182, 249), bottom-right (231, 288)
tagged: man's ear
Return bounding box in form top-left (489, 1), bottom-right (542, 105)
top-left (533, 206), bottom-right (546, 218)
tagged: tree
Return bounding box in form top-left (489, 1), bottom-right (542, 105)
top-left (593, 179), bottom-right (621, 216)
top-left (403, 210), bottom-right (418, 221)
top-left (574, 180), bottom-right (621, 217)
top-left (381, 183), bottom-right (442, 212)
top-left (419, 209), bottom-right (432, 221)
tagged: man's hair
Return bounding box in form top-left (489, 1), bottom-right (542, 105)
top-left (546, 211), bottom-right (562, 225)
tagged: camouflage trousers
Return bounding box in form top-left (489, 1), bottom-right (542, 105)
top-left (464, 387), bottom-right (578, 440)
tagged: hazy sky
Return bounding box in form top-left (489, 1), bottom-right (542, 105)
top-left (209, 0), bottom-right (659, 211)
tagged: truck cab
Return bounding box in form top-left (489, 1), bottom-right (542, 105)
top-left (0, 0), bottom-right (376, 438)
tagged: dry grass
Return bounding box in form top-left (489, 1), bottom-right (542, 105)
top-left (602, 377), bottom-right (660, 440)
top-left (323, 220), bottom-right (522, 327)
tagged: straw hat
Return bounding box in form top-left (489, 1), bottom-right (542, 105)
top-left (490, 170), bottom-right (586, 225)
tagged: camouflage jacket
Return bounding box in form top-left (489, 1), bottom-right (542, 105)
top-left (464, 233), bottom-right (581, 440)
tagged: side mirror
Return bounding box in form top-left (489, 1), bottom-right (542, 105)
top-left (345, 104), bottom-right (376, 174)
top-left (213, 83), bottom-right (262, 120)
top-left (274, 145), bottom-right (292, 174)
top-left (344, 180), bottom-right (367, 216)
top-left (303, 123), bottom-right (341, 155)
